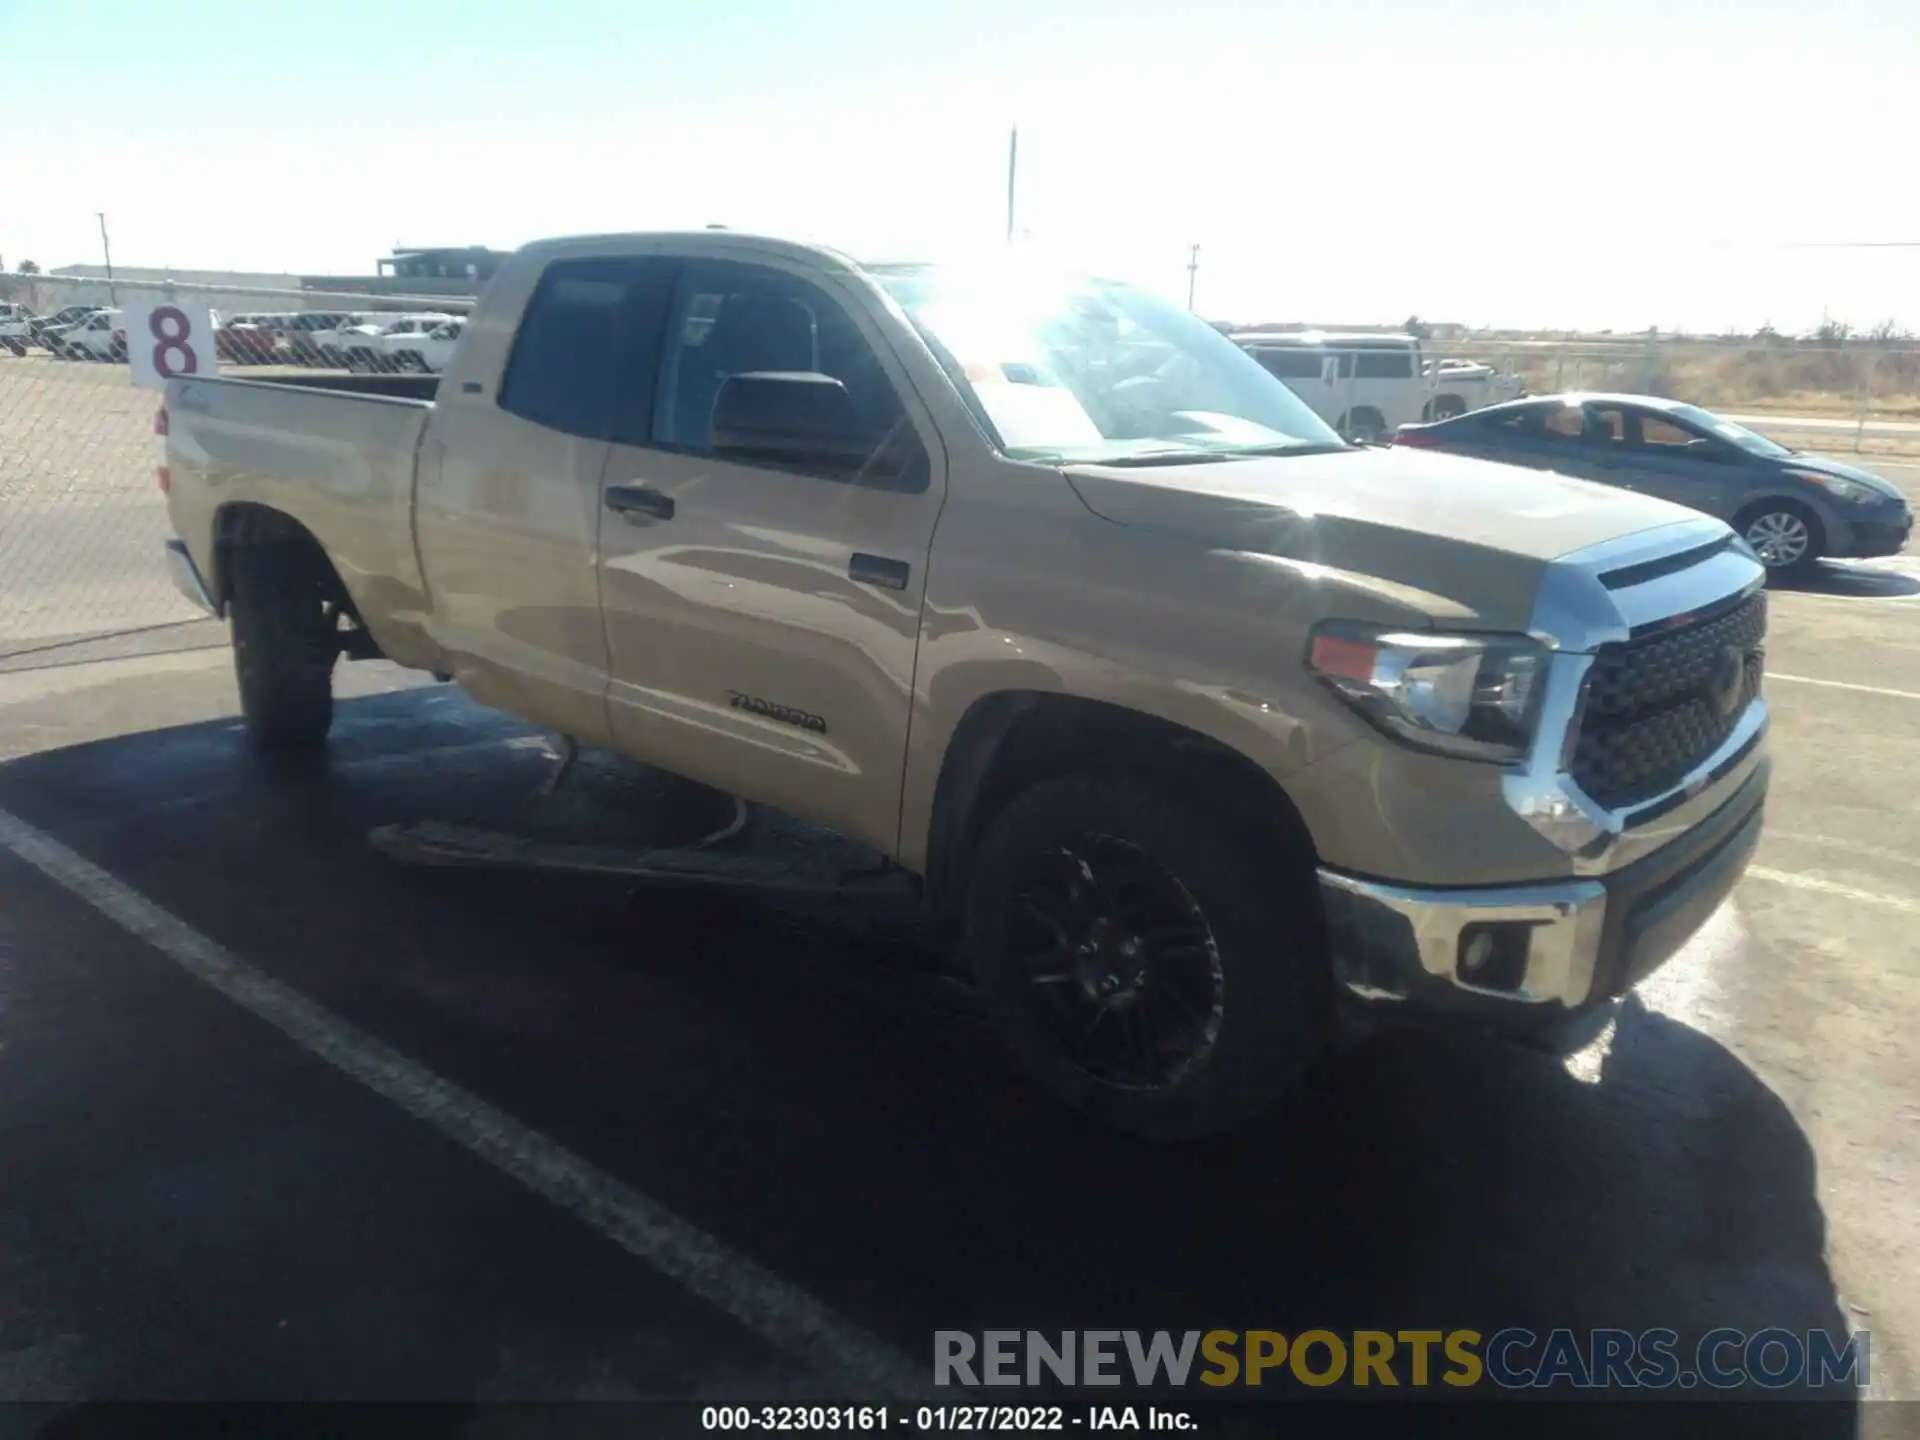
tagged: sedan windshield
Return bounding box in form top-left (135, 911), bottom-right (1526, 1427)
top-left (873, 264), bottom-right (1345, 464)
top-left (1671, 403), bottom-right (1792, 459)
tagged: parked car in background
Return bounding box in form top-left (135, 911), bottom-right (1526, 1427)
top-left (58, 308), bottom-right (126, 361)
top-left (1231, 331), bottom-right (1427, 442)
top-left (216, 314), bottom-right (283, 365)
top-left (0, 303), bottom-right (34, 355)
top-left (1424, 357), bottom-right (1524, 420)
top-left (31, 305), bottom-right (107, 350)
top-left (272, 312), bottom-right (359, 366)
top-left (342, 313), bottom-right (459, 372)
top-left (1393, 393), bottom-right (1914, 574)
top-left (310, 313), bottom-right (389, 367)
top-left (384, 318), bottom-right (466, 373)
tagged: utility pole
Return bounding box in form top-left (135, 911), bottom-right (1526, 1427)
top-left (97, 212), bottom-right (117, 305)
top-left (1006, 126), bottom-right (1019, 244)
top-left (1186, 244), bottom-right (1200, 311)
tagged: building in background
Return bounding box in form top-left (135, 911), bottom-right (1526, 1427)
top-left (7, 247), bottom-right (509, 313)
top-left (302, 246), bottom-right (508, 300)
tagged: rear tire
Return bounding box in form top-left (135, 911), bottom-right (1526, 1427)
top-left (963, 774), bottom-right (1329, 1140)
top-left (1341, 407), bottom-right (1387, 444)
top-left (229, 543), bottom-right (338, 753)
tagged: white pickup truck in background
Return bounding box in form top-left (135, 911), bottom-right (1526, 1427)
top-left (384, 318), bottom-right (466, 373)
top-left (339, 313), bottom-right (461, 372)
top-left (1425, 357), bottom-right (1526, 419)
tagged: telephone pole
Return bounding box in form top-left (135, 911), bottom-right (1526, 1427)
top-left (1006, 126), bottom-right (1019, 244)
top-left (96, 212), bottom-right (117, 305)
top-left (1186, 244), bottom-right (1200, 311)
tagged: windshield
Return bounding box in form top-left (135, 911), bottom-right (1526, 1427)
top-left (874, 265), bottom-right (1345, 464)
top-left (1671, 403), bottom-right (1792, 458)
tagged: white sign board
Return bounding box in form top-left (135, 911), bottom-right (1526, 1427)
top-left (124, 297), bottom-right (219, 391)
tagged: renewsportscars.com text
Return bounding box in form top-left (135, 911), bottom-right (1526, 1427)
top-left (933, 1328), bottom-right (1869, 1391)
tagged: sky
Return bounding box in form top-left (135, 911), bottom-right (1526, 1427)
top-left (2, 0), bottom-right (1916, 334)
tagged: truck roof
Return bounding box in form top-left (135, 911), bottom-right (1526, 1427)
top-left (517, 230), bottom-right (862, 272)
top-left (1231, 331), bottom-right (1421, 349)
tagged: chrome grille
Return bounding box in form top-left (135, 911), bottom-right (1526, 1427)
top-left (1571, 591), bottom-right (1766, 808)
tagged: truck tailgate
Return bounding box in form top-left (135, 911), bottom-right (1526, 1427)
top-left (164, 375), bottom-right (437, 659)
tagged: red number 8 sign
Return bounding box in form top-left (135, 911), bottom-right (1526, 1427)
top-left (150, 306), bottom-right (199, 378)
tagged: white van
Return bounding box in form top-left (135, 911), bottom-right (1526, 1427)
top-left (1231, 331), bottom-right (1428, 442)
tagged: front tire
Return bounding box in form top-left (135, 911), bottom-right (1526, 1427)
top-left (1738, 502), bottom-right (1823, 576)
top-left (964, 775), bottom-right (1329, 1139)
top-left (229, 543), bottom-right (338, 753)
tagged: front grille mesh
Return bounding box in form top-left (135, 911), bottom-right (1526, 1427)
top-left (1571, 592), bottom-right (1766, 808)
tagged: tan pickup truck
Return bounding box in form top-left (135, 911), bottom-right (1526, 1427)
top-left (160, 232), bottom-right (1771, 1137)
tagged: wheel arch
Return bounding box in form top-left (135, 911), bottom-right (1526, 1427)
top-left (921, 690), bottom-right (1319, 935)
top-left (211, 502), bottom-right (344, 614)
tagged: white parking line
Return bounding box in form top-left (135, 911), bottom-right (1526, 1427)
top-left (1746, 865), bottom-right (1920, 917)
top-left (1766, 672), bottom-right (1920, 702)
top-left (1767, 830), bottom-right (1920, 871)
top-left (0, 804), bottom-right (926, 1400)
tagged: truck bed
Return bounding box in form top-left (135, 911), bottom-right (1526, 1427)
top-left (163, 370), bottom-right (442, 669)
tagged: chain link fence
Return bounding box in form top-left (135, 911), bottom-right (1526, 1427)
top-left (1429, 336), bottom-right (1920, 455)
top-left (0, 272), bottom-right (468, 669)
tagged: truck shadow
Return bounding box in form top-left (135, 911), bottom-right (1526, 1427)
top-left (0, 693), bottom-right (1863, 1418)
top-left (1773, 559), bottom-right (1920, 598)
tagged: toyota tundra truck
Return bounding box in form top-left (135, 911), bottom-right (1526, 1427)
top-left (159, 232), bottom-right (1770, 1137)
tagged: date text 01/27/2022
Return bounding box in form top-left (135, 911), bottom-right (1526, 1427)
top-left (700, 1405), bottom-right (1198, 1431)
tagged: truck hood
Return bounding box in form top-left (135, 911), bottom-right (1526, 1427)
top-left (1065, 447), bottom-right (1707, 627)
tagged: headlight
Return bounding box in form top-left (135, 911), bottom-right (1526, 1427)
top-left (1787, 469), bottom-right (1880, 505)
top-left (1308, 623), bottom-right (1549, 763)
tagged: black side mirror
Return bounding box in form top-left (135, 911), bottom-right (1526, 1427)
top-left (710, 371), bottom-right (869, 474)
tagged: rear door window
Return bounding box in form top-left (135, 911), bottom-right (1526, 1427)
top-left (1539, 404), bottom-right (1586, 443)
top-left (1585, 405), bottom-right (1628, 447)
top-left (498, 257), bottom-right (678, 441)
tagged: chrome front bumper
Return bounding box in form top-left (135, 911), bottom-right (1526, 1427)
top-left (1321, 748), bottom-right (1768, 1023)
top-left (164, 538), bottom-right (219, 615)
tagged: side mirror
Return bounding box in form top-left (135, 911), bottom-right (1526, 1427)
top-left (709, 371), bottom-right (870, 473)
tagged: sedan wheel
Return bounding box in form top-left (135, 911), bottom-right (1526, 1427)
top-left (1743, 509), bottom-right (1814, 570)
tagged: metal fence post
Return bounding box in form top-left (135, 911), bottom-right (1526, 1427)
top-left (1854, 350), bottom-right (1876, 454)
